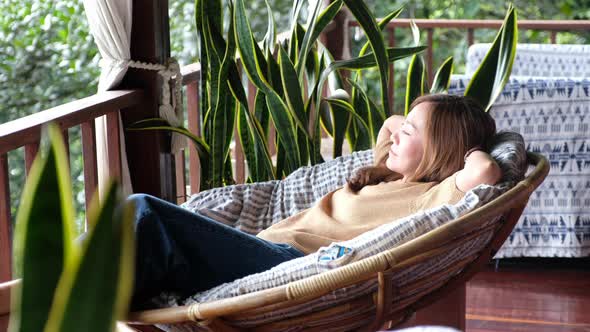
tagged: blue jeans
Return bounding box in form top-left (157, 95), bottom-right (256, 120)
top-left (129, 194), bottom-right (304, 308)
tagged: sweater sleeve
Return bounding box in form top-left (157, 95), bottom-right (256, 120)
top-left (373, 139), bottom-right (392, 167)
top-left (413, 172), bottom-right (466, 212)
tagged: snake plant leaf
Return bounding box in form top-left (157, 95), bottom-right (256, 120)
top-left (343, 0), bottom-right (390, 114)
top-left (319, 100), bottom-right (334, 137)
top-left (348, 79), bottom-right (385, 145)
top-left (349, 81), bottom-right (372, 150)
top-left (309, 116), bottom-right (324, 166)
top-left (324, 98), bottom-right (370, 132)
top-left (288, 0), bottom-right (305, 63)
top-left (195, 0), bottom-right (210, 121)
top-left (262, 0), bottom-right (276, 54)
top-left (405, 54), bottom-right (426, 115)
top-left (309, 0), bottom-right (343, 51)
top-left (304, 49), bottom-right (320, 97)
top-left (44, 180), bottom-right (134, 332)
top-left (323, 89), bottom-right (351, 158)
top-left (234, 0), bottom-right (301, 169)
top-left (236, 108), bottom-right (257, 181)
top-left (347, 79), bottom-right (373, 142)
top-left (314, 46), bottom-right (425, 127)
top-left (237, 104), bottom-right (275, 182)
top-left (234, 0), bottom-right (269, 90)
top-left (295, 0), bottom-right (325, 79)
top-left (464, 6), bottom-right (518, 111)
top-left (410, 19), bottom-right (420, 46)
top-left (326, 46), bottom-right (426, 71)
top-left (279, 45), bottom-right (307, 128)
top-left (297, 0), bottom-right (344, 79)
top-left (265, 47), bottom-right (283, 97)
top-left (10, 124), bottom-right (76, 332)
top-left (127, 125), bottom-right (211, 188)
top-left (264, 92), bottom-right (301, 170)
top-left (275, 139), bottom-right (287, 177)
top-left (210, 9), bottom-right (239, 188)
top-left (210, 91), bottom-right (235, 188)
top-left (368, 97), bottom-right (386, 145)
top-left (227, 63), bottom-right (249, 110)
top-left (430, 56), bottom-right (454, 94)
top-left (254, 91), bottom-right (271, 140)
top-left (358, 6), bottom-right (404, 56)
top-left (127, 125), bottom-right (209, 161)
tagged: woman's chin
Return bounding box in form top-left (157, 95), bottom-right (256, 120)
top-left (385, 158), bottom-right (397, 173)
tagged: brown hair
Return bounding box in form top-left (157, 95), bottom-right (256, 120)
top-left (409, 94), bottom-right (496, 183)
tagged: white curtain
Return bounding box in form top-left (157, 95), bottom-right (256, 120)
top-left (83, 0), bottom-right (134, 196)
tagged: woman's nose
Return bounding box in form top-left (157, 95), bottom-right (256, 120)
top-left (390, 131), bottom-right (399, 144)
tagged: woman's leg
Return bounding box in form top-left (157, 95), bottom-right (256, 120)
top-left (129, 194), bottom-right (303, 306)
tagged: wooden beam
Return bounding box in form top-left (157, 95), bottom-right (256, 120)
top-left (120, 0), bottom-right (175, 201)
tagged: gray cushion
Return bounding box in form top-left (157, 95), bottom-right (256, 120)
top-left (488, 131), bottom-right (527, 183)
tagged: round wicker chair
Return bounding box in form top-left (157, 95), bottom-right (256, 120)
top-left (126, 152), bottom-right (548, 332)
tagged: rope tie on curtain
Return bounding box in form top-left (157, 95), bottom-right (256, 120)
top-left (100, 57), bottom-right (187, 154)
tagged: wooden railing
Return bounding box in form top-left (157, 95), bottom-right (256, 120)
top-left (0, 90), bottom-right (144, 282)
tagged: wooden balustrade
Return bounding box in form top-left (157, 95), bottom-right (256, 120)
top-left (0, 89), bottom-right (143, 281)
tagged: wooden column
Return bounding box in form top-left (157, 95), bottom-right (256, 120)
top-left (119, 0), bottom-right (176, 202)
top-left (322, 1), bottom-right (350, 65)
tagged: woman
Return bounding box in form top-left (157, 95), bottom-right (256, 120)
top-left (130, 93), bottom-right (501, 308)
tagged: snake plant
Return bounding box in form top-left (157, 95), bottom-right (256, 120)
top-left (9, 124), bottom-right (135, 332)
top-left (132, 1), bottom-right (518, 191)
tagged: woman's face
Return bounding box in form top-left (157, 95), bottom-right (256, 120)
top-left (385, 102), bottom-right (431, 181)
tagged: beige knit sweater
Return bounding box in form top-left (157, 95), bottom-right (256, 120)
top-left (257, 140), bottom-right (465, 254)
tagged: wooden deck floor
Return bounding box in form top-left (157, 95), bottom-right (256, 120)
top-left (466, 259), bottom-right (590, 332)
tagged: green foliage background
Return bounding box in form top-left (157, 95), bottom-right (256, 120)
top-left (1, 0), bottom-right (588, 229)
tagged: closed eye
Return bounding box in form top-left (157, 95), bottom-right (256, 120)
top-left (402, 130), bottom-right (410, 135)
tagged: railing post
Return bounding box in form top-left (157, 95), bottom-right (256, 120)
top-left (81, 120), bottom-right (98, 219)
top-left (119, 0), bottom-right (176, 202)
top-left (426, 28), bottom-right (434, 87)
top-left (24, 142), bottom-right (39, 175)
top-left (0, 154), bottom-right (12, 282)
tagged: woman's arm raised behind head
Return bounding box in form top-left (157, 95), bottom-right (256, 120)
top-left (456, 150), bottom-right (502, 193)
top-left (376, 115), bottom-right (405, 147)
top-left (374, 115), bottom-right (405, 167)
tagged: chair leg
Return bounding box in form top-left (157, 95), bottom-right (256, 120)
top-left (1, 314), bottom-right (9, 332)
top-left (395, 283), bottom-right (466, 330)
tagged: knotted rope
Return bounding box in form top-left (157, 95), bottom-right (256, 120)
top-left (100, 57), bottom-right (187, 154)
